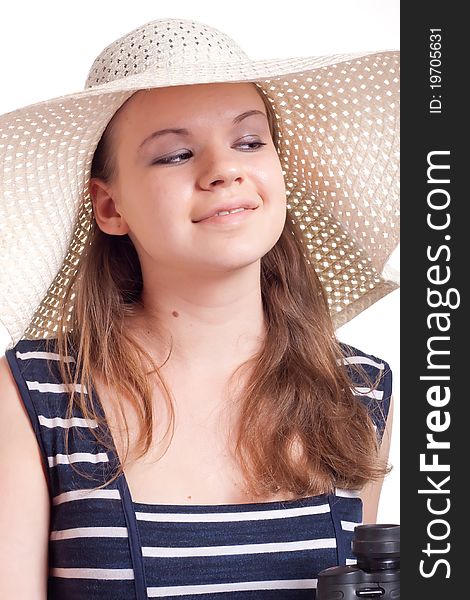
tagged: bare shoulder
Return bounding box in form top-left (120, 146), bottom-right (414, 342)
top-left (0, 354), bottom-right (50, 597)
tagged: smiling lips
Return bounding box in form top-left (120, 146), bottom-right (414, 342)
top-left (196, 206), bottom-right (257, 224)
top-left (194, 201), bottom-right (259, 223)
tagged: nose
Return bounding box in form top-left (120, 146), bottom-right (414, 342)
top-left (197, 149), bottom-right (245, 190)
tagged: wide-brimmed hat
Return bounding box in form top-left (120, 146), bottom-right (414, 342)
top-left (0, 17), bottom-right (399, 348)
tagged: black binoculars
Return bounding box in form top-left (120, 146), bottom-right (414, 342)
top-left (316, 524), bottom-right (400, 599)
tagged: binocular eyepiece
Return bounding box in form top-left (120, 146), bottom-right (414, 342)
top-left (316, 524), bottom-right (400, 599)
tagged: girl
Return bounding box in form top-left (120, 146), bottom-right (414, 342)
top-left (0, 18), bottom-right (399, 599)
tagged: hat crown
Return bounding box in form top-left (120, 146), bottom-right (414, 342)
top-left (85, 18), bottom-right (249, 89)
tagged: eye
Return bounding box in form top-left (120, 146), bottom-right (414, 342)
top-left (152, 150), bottom-right (193, 165)
top-left (236, 139), bottom-right (267, 151)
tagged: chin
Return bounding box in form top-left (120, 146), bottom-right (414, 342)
top-left (204, 254), bottom-right (264, 273)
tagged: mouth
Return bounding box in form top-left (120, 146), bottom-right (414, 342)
top-left (194, 207), bottom-right (258, 225)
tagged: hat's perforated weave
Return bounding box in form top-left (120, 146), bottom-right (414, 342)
top-left (87, 20), bottom-right (249, 87)
top-left (0, 18), bottom-right (399, 346)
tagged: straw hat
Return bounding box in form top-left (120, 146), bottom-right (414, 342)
top-left (0, 18), bottom-right (399, 348)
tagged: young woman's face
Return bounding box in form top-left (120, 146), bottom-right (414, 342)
top-left (103, 82), bottom-right (287, 277)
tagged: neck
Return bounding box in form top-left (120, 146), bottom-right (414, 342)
top-left (126, 261), bottom-right (266, 378)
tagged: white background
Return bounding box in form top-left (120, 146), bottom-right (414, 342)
top-left (0, 0), bottom-right (400, 523)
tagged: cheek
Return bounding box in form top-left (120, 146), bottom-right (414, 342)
top-left (265, 159), bottom-right (288, 234)
top-left (262, 157), bottom-right (287, 204)
top-left (273, 169), bottom-right (287, 199)
top-left (254, 149), bottom-right (285, 185)
top-left (122, 171), bottom-right (188, 221)
top-left (147, 187), bottom-right (197, 253)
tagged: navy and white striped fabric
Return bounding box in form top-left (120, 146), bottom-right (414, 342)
top-left (5, 338), bottom-right (392, 599)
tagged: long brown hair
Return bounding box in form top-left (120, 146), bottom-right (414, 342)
top-left (48, 84), bottom-right (390, 498)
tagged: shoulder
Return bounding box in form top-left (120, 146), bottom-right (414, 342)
top-left (4, 336), bottom-right (75, 387)
top-left (338, 341), bottom-right (392, 391)
top-left (4, 336), bottom-right (67, 363)
top-left (3, 337), bottom-right (79, 479)
top-left (337, 341), bottom-right (393, 442)
top-left (3, 337), bottom-right (114, 493)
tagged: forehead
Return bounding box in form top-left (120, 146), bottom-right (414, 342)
top-left (112, 82), bottom-right (266, 130)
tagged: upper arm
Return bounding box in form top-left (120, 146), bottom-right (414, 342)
top-left (0, 354), bottom-right (50, 599)
top-left (360, 394), bottom-right (394, 524)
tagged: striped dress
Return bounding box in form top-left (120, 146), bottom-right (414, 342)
top-left (5, 337), bottom-right (392, 599)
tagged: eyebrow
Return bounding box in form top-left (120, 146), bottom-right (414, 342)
top-left (138, 109), bottom-right (267, 151)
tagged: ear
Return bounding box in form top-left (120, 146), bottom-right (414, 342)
top-left (89, 177), bottom-right (130, 235)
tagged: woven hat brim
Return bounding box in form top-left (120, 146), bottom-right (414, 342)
top-left (0, 50), bottom-right (399, 346)
top-left (1, 50), bottom-right (387, 117)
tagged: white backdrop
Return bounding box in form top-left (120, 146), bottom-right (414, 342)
top-left (0, 0), bottom-right (400, 523)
